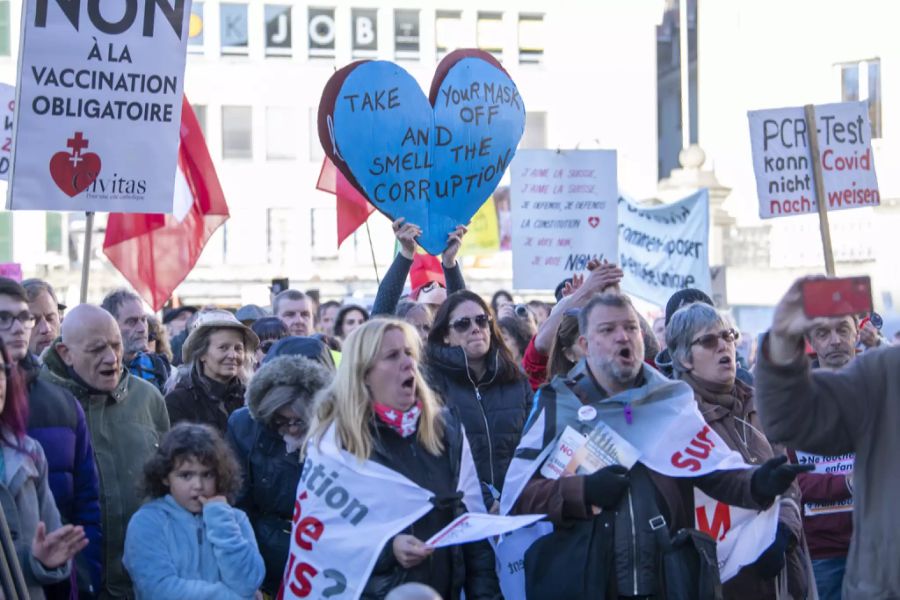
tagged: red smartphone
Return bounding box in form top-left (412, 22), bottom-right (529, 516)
top-left (801, 276), bottom-right (873, 318)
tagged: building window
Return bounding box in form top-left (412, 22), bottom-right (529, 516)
top-left (220, 3), bottom-right (249, 55)
top-left (265, 5), bottom-right (292, 57)
top-left (840, 58), bottom-right (881, 139)
top-left (266, 107), bottom-right (297, 159)
top-left (309, 107), bottom-right (324, 162)
top-left (0, 1), bottom-right (9, 57)
top-left (187, 1), bottom-right (204, 52)
top-left (518, 14), bottom-right (543, 64)
top-left (267, 207), bottom-right (301, 266)
top-left (222, 106), bottom-right (252, 159)
top-left (477, 12), bottom-right (503, 60)
top-left (310, 208), bottom-right (338, 259)
top-left (308, 7), bottom-right (336, 59)
top-left (435, 11), bottom-right (462, 60)
top-left (45, 213), bottom-right (63, 253)
top-left (0, 212), bottom-right (11, 262)
top-left (520, 111), bottom-right (547, 149)
top-left (352, 8), bottom-right (378, 58)
top-left (394, 9), bottom-right (419, 60)
top-left (192, 104), bottom-right (207, 138)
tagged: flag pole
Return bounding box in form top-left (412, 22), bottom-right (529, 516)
top-left (79, 211), bottom-right (94, 303)
top-left (364, 220), bottom-right (380, 285)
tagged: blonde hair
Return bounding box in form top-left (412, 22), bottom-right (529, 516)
top-left (306, 319), bottom-right (444, 460)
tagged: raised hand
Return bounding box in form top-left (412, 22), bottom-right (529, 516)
top-left (392, 218), bottom-right (422, 260)
top-left (32, 522), bottom-right (88, 569)
top-left (769, 277), bottom-right (828, 364)
top-left (442, 225), bottom-right (468, 268)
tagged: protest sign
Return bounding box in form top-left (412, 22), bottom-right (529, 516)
top-left (618, 190), bottom-right (711, 307)
top-left (0, 263), bottom-right (22, 281)
top-left (748, 101), bottom-right (879, 219)
top-left (426, 513), bottom-right (544, 549)
top-left (461, 195), bottom-right (500, 256)
top-left (318, 49), bottom-right (525, 254)
top-left (510, 150), bottom-right (617, 290)
top-left (795, 451), bottom-right (854, 516)
top-left (694, 489), bottom-right (780, 582)
top-left (8, 1), bottom-right (192, 213)
top-left (0, 83), bottom-right (13, 181)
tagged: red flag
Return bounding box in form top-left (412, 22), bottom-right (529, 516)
top-left (316, 157), bottom-right (374, 247)
top-left (103, 97), bottom-right (229, 311)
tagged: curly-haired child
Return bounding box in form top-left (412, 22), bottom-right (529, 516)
top-left (123, 423), bottom-right (264, 599)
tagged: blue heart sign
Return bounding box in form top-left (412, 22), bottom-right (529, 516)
top-left (318, 49), bottom-right (526, 255)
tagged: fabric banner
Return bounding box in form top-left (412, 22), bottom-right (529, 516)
top-left (795, 451), bottom-right (854, 516)
top-left (9, 1), bottom-right (191, 212)
top-left (618, 190), bottom-right (712, 307)
top-left (694, 489), bottom-right (779, 581)
top-left (426, 513), bottom-right (544, 548)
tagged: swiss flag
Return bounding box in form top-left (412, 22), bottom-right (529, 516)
top-left (316, 157), bottom-right (374, 247)
top-left (103, 97), bottom-right (229, 310)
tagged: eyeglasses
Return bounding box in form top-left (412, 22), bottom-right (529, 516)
top-left (690, 329), bottom-right (740, 350)
top-left (271, 416), bottom-right (305, 430)
top-left (0, 311), bottom-right (36, 331)
top-left (450, 314), bottom-right (492, 333)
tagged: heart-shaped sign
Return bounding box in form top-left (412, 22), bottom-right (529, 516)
top-left (49, 150), bottom-right (101, 197)
top-left (318, 49), bottom-right (526, 255)
top-left (588, 216), bottom-right (600, 228)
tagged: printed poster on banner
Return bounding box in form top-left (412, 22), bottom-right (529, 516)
top-left (0, 83), bottom-right (13, 181)
top-left (618, 190), bottom-right (711, 308)
top-left (8, 1), bottom-right (192, 213)
top-left (511, 150), bottom-right (617, 290)
top-left (748, 101), bottom-right (879, 219)
top-left (795, 451), bottom-right (854, 516)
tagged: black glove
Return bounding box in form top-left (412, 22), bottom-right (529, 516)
top-left (583, 465), bottom-right (630, 509)
top-left (753, 522), bottom-right (792, 578)
top-left (751, 456), bottom-right (813, 503)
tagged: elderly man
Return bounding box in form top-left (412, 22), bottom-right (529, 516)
top-left (22, 278), bottom-right (62, 359)
top-left (506, 294), bottom-right (809, 599)
top-left (41, 304), bottom-right (170, 599)
top-left (273, 289), bottom-right (315, 337)
top-left (101, 289), bottom-right (170, 393)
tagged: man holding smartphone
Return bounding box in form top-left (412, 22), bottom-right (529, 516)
top-left (756, 276), bottom-right (900, 598)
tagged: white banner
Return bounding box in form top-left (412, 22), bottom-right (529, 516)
top-left (0, 83), bottom-right (13, 181)
top-left (426, 513), bottom-right (544, 548)
top-left (796, 451), bottom-right (854, 516)
top-left (748, 101), bottom-right (879, 219)
top-left (8, 1), bottom-right (192, 212)
top-left (618, 190), bottom-right (711, 308)
top-left (694, 489), bottom-right (779, 582)
top-left (511, 149), bottom-right (618, 290)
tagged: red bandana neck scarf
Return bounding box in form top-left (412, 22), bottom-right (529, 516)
top-left (373, 401), bottom-right (422, 438)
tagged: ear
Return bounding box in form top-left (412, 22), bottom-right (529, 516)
top-left (56, 342), bottom-right (74, 366)
top-left (577, 335), bottom-right (588, 355)
top-left (162, 475), bottom-right (170, 488)
top-left (678, 352), bottom-right (693, 372)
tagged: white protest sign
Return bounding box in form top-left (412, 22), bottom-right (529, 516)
top-left (283, 427), bottom-right (433, 600)
top-left (8, 1), bottom-right (192, 213)
top-left (795, 451), bottom-right (854, 516)
top-left (618, 190), bottom-right (711, 308)
top-left (0, 83), bottom-right (14, 181)
top-left (426, 513), bottom-right (544, 548)
top-left (748, 101), bottom-right (879, 219)
top-left (694, 489), bottom-right (780, 582)
top-left (511, 149), bottom-right (617, 290)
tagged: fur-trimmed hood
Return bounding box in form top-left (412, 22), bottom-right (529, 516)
top-left (245, 355), bottom-right (332, 421)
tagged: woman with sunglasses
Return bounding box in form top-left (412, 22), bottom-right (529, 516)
top-left (426, 291), bottom-right (531, 511)
top-left (225, 354), bottom-right (332, 596)
top-left (666, 302), bottom-right (813, 599)
top-left (250, 317), bottom-right (288, 368)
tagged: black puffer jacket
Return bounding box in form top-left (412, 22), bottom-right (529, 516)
top-left (165, 363), bottom-right (245, 433)
top-left (363, 410), bottom-right (501, 600)
top-left (426, 345), bottom-right (532, 507)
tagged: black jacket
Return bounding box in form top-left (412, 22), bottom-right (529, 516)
top-left (226, 407), bottom-right (302, 594)
top-left (363, 410), bottom-right (500, 600)
top-left (164, 364), bottom-right (245, 433)
top-left (426, 345), bottom-right (532, 506)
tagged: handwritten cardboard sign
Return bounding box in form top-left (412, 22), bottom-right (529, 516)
top-left (748, 101), bottom-right (879, 219)
top-left (0, 83), bottom-right (13, 181)
top-left (0, 263), bottom-right (22, 281)
top-left (618, 190), bottom-right (711, 307)
top-left (318, 49), bottom-right (525, 255)
top-left (8, 1), bottom-right (191, 212)
top-left (510, 150), bottom-right (617, 290)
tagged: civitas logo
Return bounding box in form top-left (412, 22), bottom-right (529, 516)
top-left (49, 132), bottom-right (101, 197)
top-left (88, 172), bottom-right (148, 196)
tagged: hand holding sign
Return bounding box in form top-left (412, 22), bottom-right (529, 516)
top-left (319, 50), bottom-right (525, 255)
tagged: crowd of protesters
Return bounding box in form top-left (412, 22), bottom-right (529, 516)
top-left (0, 218), bottom-right (896, 599)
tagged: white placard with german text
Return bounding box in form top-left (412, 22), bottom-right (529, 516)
top-left (748, 101), bottom-right (879, 219)
top-left (8, 1), bottom-right (192, 212)
top-left (511, 149), bottom-right (617, 290)
top-left (795, 451), bottom-right (854, 516)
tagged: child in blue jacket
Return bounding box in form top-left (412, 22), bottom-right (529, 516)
top-left (123, 423), bottom-right (264, 599)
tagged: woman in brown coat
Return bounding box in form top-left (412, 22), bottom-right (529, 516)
top-left (667, 302), bottom-right (814, 599)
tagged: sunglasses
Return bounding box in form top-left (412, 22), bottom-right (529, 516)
top-left (450, 314), bottom-right (492, 333)
top-left (271, 417), bottom-right (306, 430)
top-left (691, 329), bottom-right (740, 350)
